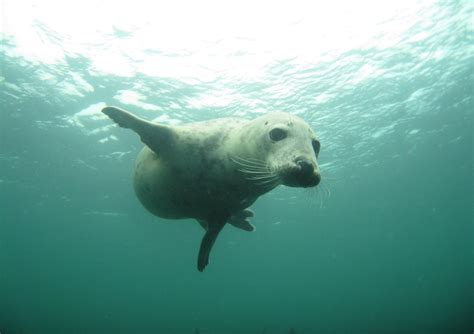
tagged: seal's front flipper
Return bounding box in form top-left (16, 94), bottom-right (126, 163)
top-left (228, 209), bottom-right (255, 232)
top-left (102, 106), bottom-right (174, 156)
top-left (102, 106), bottom-right (141, 129)
top-left (197, 220), bottom-right (226, 272)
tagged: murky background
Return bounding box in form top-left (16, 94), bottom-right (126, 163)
top-left (1, 1), bottom-right (472, 333)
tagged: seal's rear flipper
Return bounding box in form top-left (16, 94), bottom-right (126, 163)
top-left (102, 106), bottom-right (174, 156)
top-left (197, 219), bottom-right (208, 230)
top-left (197, 221), bottom-right (226, 272)
top-left (228, 209), bottom-right (255, 232)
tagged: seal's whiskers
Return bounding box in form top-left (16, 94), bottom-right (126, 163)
top-left (321, 182), bottom-right (331, 198)
top-left (308, 181), bottom-right (330, 208)
top-left (255, 177), bottom-right (280, 189)
top-left (231, 156), bottom-right (268, 168)
top-left (255, 176), bottom-right (279, 184)
top-left (237, 168), bottom-right (272, 175)
top-left (233, 156), bottom-right (268, 164)
top-left (246, 174), bottom-right (279, 181)
top-left (231, 155), bottom-right (280, 189)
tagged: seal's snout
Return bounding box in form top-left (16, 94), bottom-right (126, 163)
top-left (294, 157), bottom-right (320, 187)
top-left (297, 159), bottom-right (313, 175)
top-left (313, 172), bottom-right (321, 186)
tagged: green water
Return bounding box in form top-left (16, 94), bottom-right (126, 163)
top-left (0, 1), bottom-right (472, 333)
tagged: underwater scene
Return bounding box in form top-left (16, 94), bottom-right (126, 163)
top-left (0, 1), bottom-right (472, 333)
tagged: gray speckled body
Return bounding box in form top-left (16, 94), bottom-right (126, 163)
top-left (102, 106), bottom-right (321, 271)
top-left (134, 118), bottom-right (260, 221)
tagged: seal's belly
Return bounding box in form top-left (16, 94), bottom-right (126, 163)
top-left (133, 147), bottom-right (251, 220)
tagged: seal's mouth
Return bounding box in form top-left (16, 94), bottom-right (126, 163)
top-left (281, 158), bottom-right (321, 188)
top-left (230, 155), bottom-right (320, 190)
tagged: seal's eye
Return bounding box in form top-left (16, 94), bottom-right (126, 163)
top-left (269, 128), bottom-right (287, 141)
top-left (312, 139), bottom-right (320, 157)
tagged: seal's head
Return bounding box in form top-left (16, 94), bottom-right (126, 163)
top-left (232, 112), bottom-right (321, 190)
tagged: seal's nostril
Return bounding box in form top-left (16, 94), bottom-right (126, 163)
top-left (297, 160), bottom-right (314, 174)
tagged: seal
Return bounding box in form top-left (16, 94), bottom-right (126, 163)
top-left (102, 106), bottom-right (321, 271)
